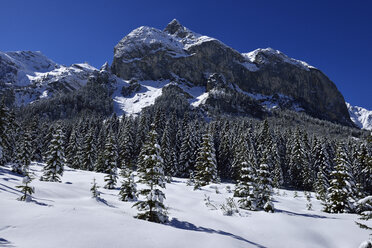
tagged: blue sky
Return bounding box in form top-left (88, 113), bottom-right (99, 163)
top-left (1, 0), bottom-right (371, 109)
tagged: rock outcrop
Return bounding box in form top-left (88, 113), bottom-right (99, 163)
top-left (112, 19), bottom-right (352, 126)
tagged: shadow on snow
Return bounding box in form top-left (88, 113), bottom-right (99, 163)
top-left (168, 218), bottom-right (267, 248)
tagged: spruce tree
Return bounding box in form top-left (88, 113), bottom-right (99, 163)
top-left (81, 127), bottom-right (96, 171)
top-left (160, 121), bottom-right (174, 179)
top-left (133, 124), bottom-right (167, 223)
top-left (288, 129), bottom-right (306, 189)
top-left (0, 99), bottom-right (11, 166)
top-left (325, 142), bottom-right (356, 213)
top-left (42, 123), bottom-right (65, 182)
top-left (178, 126), bottom-right (196, 177)
top-left (118, 120), bottom-right (134, 168)
top-left (234, 144), bottom-right (258, 210)
top-left (91, 178), bottom-right (100, 199)
top-left (314, 141), bottom-right (331, 201)
top-left (16, 175), bottom-right (34, 202)
top-left (66, 127), bottom-right (80, 169)
top-left (119, 168), bottom-right (137, 201)
top-left (257, 163), bottom-right (274, 212)
top-left (193, 132), bottom-right (218, 190)
top-left (103, 130), bottom-right (118, 189)
top-left (14, 129), bottom-right (32, 175)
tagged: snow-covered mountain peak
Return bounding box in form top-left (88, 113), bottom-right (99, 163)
top-left (242, 48), bottom-right (316, 71)
top-left (1, 50), bottom-right (58, 75)
top-left (114, 26), bottom-right (187, 58)
top-left (164, 19), bottom-right (200, 40)
top-left (346, 102), bottom-right (372, 130)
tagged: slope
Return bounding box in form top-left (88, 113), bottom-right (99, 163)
top-left (0, 163), bottom-right (368, 248)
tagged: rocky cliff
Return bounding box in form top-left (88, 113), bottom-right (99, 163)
top-left (112, 19), bottom-right (352, 126)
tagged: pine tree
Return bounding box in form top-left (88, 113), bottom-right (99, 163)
top-left (178, 125), bottom-right (196, 177)
top-left (160, 121), bottom-right (174, 179)
top-left (42, 123), bottom-right (65, 182)
top-left (118, 120), bottom-right (134, 168)
top-left (14, 129), bottom-right (32, 175)
top-left (272, 142), bottom-right (284, 188)
top-left (217, 125), bottom-right (233, 179)
top-left (234, 145), bottom-right (258, 210)
top-left (91, 178), bottom-right (100, 199)
top-left (325, 142), bottom-right (356, 213)
top-left (0, 99), bottom-right (11, 166)
top-left (81, 127), bottom-right (96, 171)
top-left (66, 127), bottom-right (80, 169)
top-left (133, 124), bottom-right (167, 223)
top-left (119, 168), bottom-right (137, 201)
top-left (288, 129), bottom-right (306, 189)
top-left (193, 132), bottom-right (219, 190)
top-left (103, 130), bottom-right (118, 189)
top-left (314, 140), bottom-right (331, 201)
top-left (16, 175), bottom-right (34, 202)
top-left (256, 163), bottom-right (274, 212)
top-left (28, 117), bottom-right (42, 162)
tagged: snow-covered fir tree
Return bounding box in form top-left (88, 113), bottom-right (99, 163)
top-left (313, 140), bottom-right (331, 201)
top-left (16, 175), bottom-right (34, 202)
top-left (42, 123), bottom-right (65, 182)
top-left (90, 178), bottom-right (100, 199)
top-left (288, 129), bottom-right (306, 189)
top-left (66, 127), bottom-right (80, 169)
top-left (234, 144), bottom-right (258, 210)
top-left (119, 167), bottom-right (137, 202)
top-left (118, 119), bottom-right (134, 168)
top-left (0, 99), bottom-right (11, 166)
top-left (81, 127), bottom-right (96, 171)
top-left (133, 123), bottom-right (168, 223)
top-left (256, 162), bottom-right (274, 212)
top-left (193, 132), bottom-right (218, 190)
top-left (14, 128), bottom-right (32, 175)
top-left (325, 142), bottom-right (356, 213)
top-left (160, 120), bottom-right (174, 178)
top-left (103, 130), bottom-right (118, 189)
top-left (178, 125), bottom-right (196, 177)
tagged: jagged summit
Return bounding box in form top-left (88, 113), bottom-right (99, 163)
top-left (163, 19), bottom-right (196, 39)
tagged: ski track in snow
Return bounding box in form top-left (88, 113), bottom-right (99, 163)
top-left (0, 163), bottom-right (369, 248)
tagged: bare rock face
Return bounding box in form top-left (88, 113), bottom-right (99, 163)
top-left (112, 20), bottom-right (352, 125)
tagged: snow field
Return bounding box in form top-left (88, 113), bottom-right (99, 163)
top-left (0, 163), bottom-right (369, 248)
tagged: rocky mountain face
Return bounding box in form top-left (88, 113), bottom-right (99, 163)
top-left (112, 19), bottom-right (352, 126)
top-left (0, 51), bottom-right (97, 105)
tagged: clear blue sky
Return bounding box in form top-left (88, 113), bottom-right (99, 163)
top-left (1, 0), bottom-right (371, 109)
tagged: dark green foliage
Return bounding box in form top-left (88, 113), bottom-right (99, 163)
top-left (119, 168), bottom-right (137, 202)
top-left (133, 124), bottom-right (167, 223)
top-left (16, 175), bottom-right (34, 202)
top-left (42, 123), bottom-right (65, 182)
top-left (194, 132), bottom-right (218, 190)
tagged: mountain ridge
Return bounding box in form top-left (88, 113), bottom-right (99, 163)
top-left (111, 20), bottom-right (352, 126)
top-left (1, 20), bottom-right (371, 130)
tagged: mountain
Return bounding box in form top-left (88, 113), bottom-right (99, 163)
top-left (347, 103), bottom-right (372, 130)
top-left (0, 50), bottom-right (97, 105)
top-left (1, 20), bottom-right (368, 129)
top-left (112, 19), bottom-right (352, 126)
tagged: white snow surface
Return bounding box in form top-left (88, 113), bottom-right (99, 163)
top-left (113, 80), bottom-right (169, 116)
top-left (346, 102), bottom-right (372, 130)
top-left (0, 163), bottom-right (368, 248)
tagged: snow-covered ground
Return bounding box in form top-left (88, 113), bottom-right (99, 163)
top-left (113, 81), bottom-right (169, 116)
top-left (0, 163), bottom-right (369, 248)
